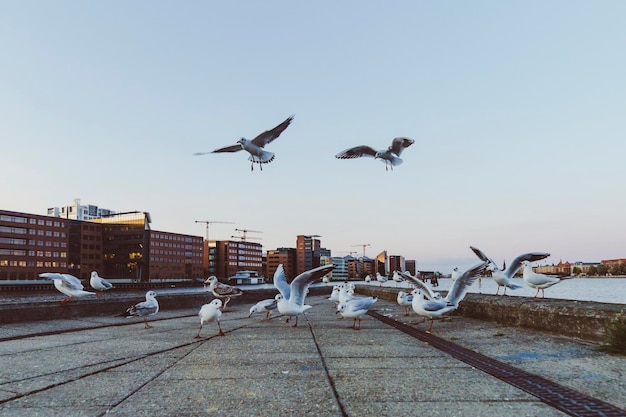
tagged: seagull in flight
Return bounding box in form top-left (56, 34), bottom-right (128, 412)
top-left (274, 263), bottom-right (336, 327)
top-left (470, 246), bottom-right (550, 296)
top-left (194, 115), bottom-right (294, 171)
top-left (335, 137), bottom-right (414, 171)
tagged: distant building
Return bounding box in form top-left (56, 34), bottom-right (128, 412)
top-left (266, 247), bottom-right (297, 282)
top-left (47, 199), bottom-right (115, 221)
top-left (0, 208), bottom-right (203, 281)
top-left (405, 259), bottom-right (416, 275)
top-left (330, 256), bottom-right (350, 280)
top-left (376, 250), bottom-right (388, 276)
top-left (389, 255), bottom-right (405, 273)
top-left (212, 240), bottom-right (263, 281)
top-left (296, 235), bottom-right (321, 275)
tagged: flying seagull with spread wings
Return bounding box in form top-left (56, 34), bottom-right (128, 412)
top-left (194, 115), bottom-right (294, 171)
top-left (335, 137), bottom-right (414, 171)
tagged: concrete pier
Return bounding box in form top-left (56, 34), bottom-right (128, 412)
top-left (0, 287), bottom-right (625, 416)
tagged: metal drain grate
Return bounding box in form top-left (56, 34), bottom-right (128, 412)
top-left (369, 311), bottom-right (626, 417)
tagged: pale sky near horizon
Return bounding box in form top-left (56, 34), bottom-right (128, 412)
top-left (2, 1), bottom-right (625, 274)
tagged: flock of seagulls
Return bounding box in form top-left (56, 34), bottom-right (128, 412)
top-left (193, 115), bottom-right (415, 172)
top-left (38, 250), bottom-right (567, 336)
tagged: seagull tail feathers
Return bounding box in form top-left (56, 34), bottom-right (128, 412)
top-left (249, 151), bottom-right (275, 164)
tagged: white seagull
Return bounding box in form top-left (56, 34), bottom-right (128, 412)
top-left (522, 261), bottom-right (569, 298)
top-left (194, 115), bottom-right (294, 171)
top-left (204, 276), bottom-right (244, 309)
top-left (399, 261), bottom-right (489, 333)
top-left (336, 297), bottom-right (378, 330)
top-left (89, 271), bottom-right (113, 298)
top-left (248, 295), bottom-right (280, 320)
top-left (196, 299), bottom-right (224, 338)
top-left (392, 270), bottom-right (405, 287)
top-left (39, 273), bottom-right (96, 303)
top-left (273, 263), bottom-right (336, 327)
top-left (470, 246), bottom-right (550, 296)
top-left (335, 137), bottom-right (414, 171)
top-left (397, 290), bottom-right (414, 316)
top-left (451, 267), bottom-right (460, 282)
top-left (364, 274), bottom-right (372, 283)
top-left (121, 291), bottom-right (159, 329)
top-left (376, 272), bottom-right (388, 287)
top-left (328, 285), bottom-right (342, 303)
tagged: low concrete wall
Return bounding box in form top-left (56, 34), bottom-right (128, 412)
top-left (355, 285), bottom-right (625, 343)
top-left (0, 287), bottom-right (329, 325)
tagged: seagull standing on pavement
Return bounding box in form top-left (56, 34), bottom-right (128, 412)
top-left (39, 273), bottom-right (96, 303)
top-left (274, 263), bottom-right (336, 327)
top-left (470, 246), bottom-right (550, 296)
top-left (89, 271), bottom-right (113, 298)
top-left (336, 297), bottom-right (378, 330)
top-left (204, 276), bottom-right (244, 310)
top-left (397, 290), bottom-right (414, 316)
top-left (399, 261), bottom-right (489, 333)
top-left (522, 261), bottom-right (569, 298)
top-left (248, 295), bottom-right (280, 320)
top-left (194, 116), bottom-right (294, 171)
top-left (121, 291), bottom-right (159, 329)
top-left (335, 137), bottom-right (414, 171)
top-left (196, 299), bottom-right (224, 338)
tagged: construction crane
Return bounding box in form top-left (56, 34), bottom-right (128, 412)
top-left (351, 243), bottom-right (371, 257)
top-left (195, 220), bottom-right (235, 241)
top-left (337, 251), bottom-right (359, 257)
top-left (232, 228), bottom-right (263, 242)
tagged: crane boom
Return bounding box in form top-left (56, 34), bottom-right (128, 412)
top-left (195, 220), bottom-right (234, 241)
top-left (351, 243), bottom-right (371, 257)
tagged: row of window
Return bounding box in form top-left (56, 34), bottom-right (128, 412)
top-left (0, 250), bottom-right (67, 257)
top-left (0, 260), bottom-right (67, 268)
top-left (0, 226), bottom-right (67, 238)
top-left (149, 257), bottom-right (202, 264)
top-left (1, 215), bottom-right (66, 228)
top-left (0, 239), bottom-right (67, 248)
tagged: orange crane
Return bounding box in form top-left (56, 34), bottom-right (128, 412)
top-left (195, 220), bottom-right (234, 241)
top-left (351, 243), bottom-right (371, 257)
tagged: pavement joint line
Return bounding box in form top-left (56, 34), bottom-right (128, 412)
top-left (305, 314), bottom-right (349, 417)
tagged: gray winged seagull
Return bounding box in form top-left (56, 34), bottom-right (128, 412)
top-left (470, 246), bottom-right (550, 296)
top-left (335, 137), bottom-right (414, 171)
top-left (194, 115), bottom-right (294, 171)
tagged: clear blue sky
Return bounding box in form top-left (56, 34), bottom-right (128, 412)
top-left (2, 1), bottom-right (625, 273)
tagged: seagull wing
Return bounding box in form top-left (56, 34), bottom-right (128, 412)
top-left (505, 252), bottom-right (551, 278)
top-left (335, 145), bottom-right (378, 159)
top-left (347, 296), bottom-right (377, 312)
top-left (389, 137), bottom-right (414, 156)
top-left (130, 299), bottom-right (158, 316)
top-left (251, 115), bottom-right (294, 147)
top-left (469, 246), bottom-right (498, 270)
top-left (40, 273), bottom-right (84, 290)
top-left (398, 271), bottom-right (439, 301)
top-left (290, 264), bottom-right (335, 307)
top-left (273, 264), bottom-right (291, 300)
top-left (445, 261), bottom-right (489, 305)
top-left (210, 143), bottom-right (243, 153)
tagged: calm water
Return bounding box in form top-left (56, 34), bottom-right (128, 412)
top-left (369, 277), bottom-right (626, 305)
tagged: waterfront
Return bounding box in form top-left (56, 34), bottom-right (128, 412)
top-left (375, 277), bottom-right (626, 305)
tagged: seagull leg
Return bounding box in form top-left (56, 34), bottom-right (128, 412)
top-left (143, 317), bottom-right (153, 329)
top-left (412, 317), bottom-right (426, 326)
top-left (217, 321), bottom-right (225, 336)
top-left (426, 319), bottom-right (434, 333)
top-left (503, 286), bottom-right (508, 296)
top-left (495, 286), bottom-right (500, 296)
top-left (533, 288), bottom-right (540, 298)
top-left (195, 324), bottom-right (203, 338)
top-left (291, 315), bottom-right (298, 327)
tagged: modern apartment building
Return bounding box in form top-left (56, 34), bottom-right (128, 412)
top-left (1, 208), bottom-right (203, 281)
top-left (389, 255), bottom-right (406, 273)
top-left (47, 199), bottom-right (115, 221)
top-left (266, 247), bottom-right (296, 282)
top-left (296, 234), bottom-right (321, 276)
top-left (212, 240), bottom-right (264, 281)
